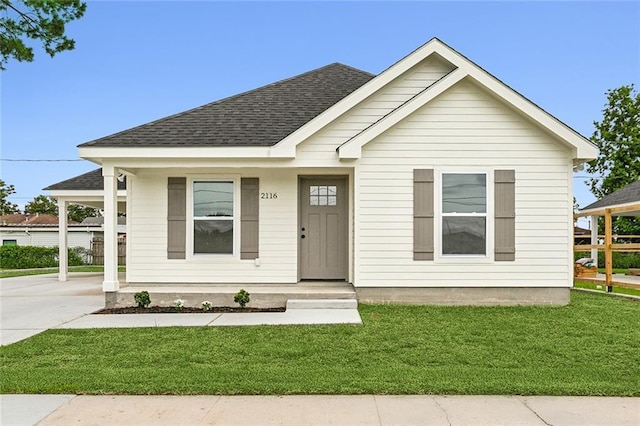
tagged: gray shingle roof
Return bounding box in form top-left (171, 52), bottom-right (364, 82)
top-left (581, 180), bottom-right (640, 211)
top-left (44, 168), bottom-right (126, 191)
top-left (79, 63), bottom-right (374, 148)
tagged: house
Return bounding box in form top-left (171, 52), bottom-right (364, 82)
top-left (0, 213), bottom-right (100, 251)
top-left (46, 38), bottom-right (598, 306)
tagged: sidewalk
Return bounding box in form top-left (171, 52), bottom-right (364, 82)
top-left (2, 394), bottom-right (638, 425)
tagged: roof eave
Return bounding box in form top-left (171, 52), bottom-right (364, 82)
top-left (78, 146), bottom-right (293, 163)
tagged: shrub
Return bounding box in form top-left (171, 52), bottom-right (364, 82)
top-left (174, 299), bottom-right (184, 311)
top-left (71, 246), bottom-right (92, 264)
top-left (234, 289), bottom-right (250, 308)
top-left (134, 291), bottom-right (151, 308)
top-left (0, 245), bottom-right (85, 269)
top-left (202, 301), bottom-right (212, 311)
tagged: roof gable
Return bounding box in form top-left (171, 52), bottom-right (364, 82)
top-left (78, 64), bottom-right (373, 148)
top-left (313, 38), bottom-right (598, 160)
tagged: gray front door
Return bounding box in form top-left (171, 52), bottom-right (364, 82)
top-left (299, 176), bottom-right (348, 280)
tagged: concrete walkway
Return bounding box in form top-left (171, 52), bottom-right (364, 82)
top-left (57, 308), bottom-right (362, 328)
top-left (1, 394), bottom-right (638, 425)
top-left (1, 273), bottom-right (361, 346)
top-left (0, 273), bottom-right (104, 345)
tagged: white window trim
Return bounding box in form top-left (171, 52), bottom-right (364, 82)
top-left (435, 169), bottom-right (494, 263)
top-left (186, 174), bottom-right (241, 260)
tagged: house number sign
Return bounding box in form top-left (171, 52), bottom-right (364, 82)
top-left (260, 192), bottom-right (278, 199)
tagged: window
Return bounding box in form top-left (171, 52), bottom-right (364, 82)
top-left (441, 173), bottom-right (486, 255)
top-left (2, 240), bottom-right (17, 246)
top-left (193, 181), bottom-right (234, 254)
top-left (310, 185), bottom-right (337, 206)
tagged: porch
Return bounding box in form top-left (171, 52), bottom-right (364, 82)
top-left (107, 280), bottom-right (357, 309)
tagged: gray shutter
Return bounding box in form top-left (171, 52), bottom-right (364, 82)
top-left (167, 177), bottom-right (186, 259)
top-left (495, 170), bottom-right (515, 261)
top-left (241, 178), bottom-right (259, 259)
top-left (414, 169), bottom-right (434, 260)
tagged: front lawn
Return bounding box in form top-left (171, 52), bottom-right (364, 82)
top-left (1, 292), bottom-right (638, 396)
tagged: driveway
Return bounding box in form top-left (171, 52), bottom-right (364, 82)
top-left (0, 273), bottom-right (105, 345)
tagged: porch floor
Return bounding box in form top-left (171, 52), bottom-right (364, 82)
top-left (110, 281), bottom-right (357, 309)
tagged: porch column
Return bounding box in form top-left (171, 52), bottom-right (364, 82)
top-left (103, 166), bottom-right (120, 292)
top-left (590, 215), bottom-right (598, 265)
top-left (604, 209), bottom-right (613, 291)
top-left (58, 199), bottom-right (68, 282)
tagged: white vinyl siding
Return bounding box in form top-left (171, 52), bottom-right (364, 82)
top-left (356, 79), bottom-right (572, 288)
top-left (127, 168), bottom-right (299, 284)
top-left (296, 55), bottom-right (455, 162)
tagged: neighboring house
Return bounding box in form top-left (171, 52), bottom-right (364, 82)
top-left (0, 213), bottom-right (101, 250)
top-left (46, 38), bottom-right (597, 305)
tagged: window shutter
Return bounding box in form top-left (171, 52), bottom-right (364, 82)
top-left (414, 169), bottom-right (434, 260)
top-left (241, 178), bottom-right (259, 259)
top-left (495, 170), bottom-right (515, 261)
top-left (167, 177), bottom-right (186, 259)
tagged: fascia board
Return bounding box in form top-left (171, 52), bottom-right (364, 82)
top-left (270, 39), bottom-right (447, 156)
top-left (338, 67), bottom-right (467, 159)
top-left (78, 146), bottom-right (277, 160)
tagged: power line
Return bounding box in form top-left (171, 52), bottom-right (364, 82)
top-left (0, 159), bottom-right (83, 162)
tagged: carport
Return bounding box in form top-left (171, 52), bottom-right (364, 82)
top-left (574, 180), bottom-right (640, 289)
top-left (45, 168), bottom-right (126, 282)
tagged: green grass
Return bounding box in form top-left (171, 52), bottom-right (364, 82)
top-left (0, 266), bottom-right (126, 279)
top-left (597, 268), bottom-right (628, 274)
top-left (1, 292), bottom-right (639, 396)
top-left (574, 280), bottom-right (640, 297)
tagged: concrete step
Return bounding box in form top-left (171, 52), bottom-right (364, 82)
top-left (286, 299), bottom-right (358, 310)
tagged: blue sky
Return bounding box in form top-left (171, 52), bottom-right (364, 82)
top-left (2, 1), bottom-right (639, 216)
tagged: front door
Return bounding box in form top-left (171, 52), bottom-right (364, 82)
top-left (299, 176), bottom-right (348, 280)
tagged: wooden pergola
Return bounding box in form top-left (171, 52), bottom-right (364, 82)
top-left (574, 180), bottom-right (640, 289)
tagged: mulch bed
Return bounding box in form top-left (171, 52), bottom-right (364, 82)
top-left (94, 306), bottom-right (286, 314)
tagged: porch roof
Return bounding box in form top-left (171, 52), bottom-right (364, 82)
top-left (44, 168), bottom-right (126, 191)
top-left (579, 180), bottom-right (640, 217)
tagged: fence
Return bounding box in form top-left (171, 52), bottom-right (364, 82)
top-left (91, 237), bottom-right (126, 265)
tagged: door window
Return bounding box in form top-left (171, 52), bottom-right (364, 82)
top-left (309, 185), bottom-right (337, 206)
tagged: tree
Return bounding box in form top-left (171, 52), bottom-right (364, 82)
top-left (24, 194), bottom-right (57, 215)
top-left (587, 84), bottom-right (640, 235)
top-left (23, 195), bottom-right (101, 222)
top-left (0, 180), bottom-right (20, 214)
top-left (0, 0), bottom-right (87, 70)
top-left (68, 204), bottom-right (101, 223)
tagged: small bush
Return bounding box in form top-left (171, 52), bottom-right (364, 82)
top-left (174, 299), bottom-right (184, 311)
top-left (71, 246), bottom-right (92, 264)
top-left (0, 245), bottom-right (85, 269)
top-left (134, 291), bottom-right (151, 308)
top-left (234, 289), bottom-right (250, 308)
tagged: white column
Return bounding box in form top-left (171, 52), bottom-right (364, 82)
top-left (590, 215), bottom-right (599, 264)
top-left (103, 166), bottom-right (120, 292)
top-left (58, 199), bottom-right (68, 282)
